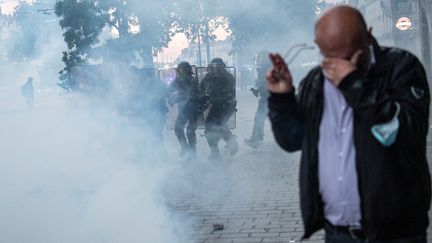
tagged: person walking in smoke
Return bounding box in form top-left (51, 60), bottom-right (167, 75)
top-left (238, 66), bottom-right (252, 91)
top-left (201, 58), bottom-right (238, 160)
top-left (244, 51), bottom-right (272, 148)
top-left (140, 66), bottom-right (168, 144)
top-left (267, 5), bottom-right (431, 242)
top-left (21, 76), bottom-right (34, 109)
top-left (120, 66), bottom-right (168, 158)
top-left (169, 61), bottom-right (200, 159)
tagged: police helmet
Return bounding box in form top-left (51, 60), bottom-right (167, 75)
top-left (176, 61), bottom-right (193, 74)
top-left (210, 58), bottom-right (226, 68)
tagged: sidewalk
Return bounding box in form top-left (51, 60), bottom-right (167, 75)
top-left (164, 144), bottom-right (323, 243)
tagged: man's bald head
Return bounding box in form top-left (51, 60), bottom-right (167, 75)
top-left (315, 5), bottom-right (371, 60)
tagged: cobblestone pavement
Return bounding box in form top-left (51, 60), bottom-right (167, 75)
top-left (163, 90), bottom-right (432, 243)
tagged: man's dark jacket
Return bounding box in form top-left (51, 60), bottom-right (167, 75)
top-left (268, 41), bottom-right (431, 241)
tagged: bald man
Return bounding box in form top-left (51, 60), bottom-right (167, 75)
top-left (267, 6), bottom-right (430, 243)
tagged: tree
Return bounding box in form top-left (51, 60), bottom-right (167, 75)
top-left (170, 0), bottom-right (226, 65)
top-left (55, 0), bottom-right (175, 85)
top-left (6, 1), bottom-right (60, 61)
top-left (0, 9), bottom-right (10, 62)
top-left (55, 0), bottom-right (111, 81)
top-left (54, 0), bottom-right (317, 87)
top-left (168, 0), bottom-right (317, 66)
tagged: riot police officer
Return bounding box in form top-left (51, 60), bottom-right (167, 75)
top-left (169, 62), bottom-right (200, 158)
top-left (201, 58), bottom-right (238, 160)
top-left (244, 51), bottom-right (272, 148)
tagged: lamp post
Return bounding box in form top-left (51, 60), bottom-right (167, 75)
top-left (197, 26), bottom-right (202, 67)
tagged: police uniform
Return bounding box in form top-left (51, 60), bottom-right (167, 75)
top-left (201, 58), bottom-right (238, 160)
top-left (170, 62), bottom-right (200, 158)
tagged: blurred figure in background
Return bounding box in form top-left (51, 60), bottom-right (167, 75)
top-left (238, 66), bottom-right (252, 91)
top-left (201, 58), bottom-right (238, 160)
top-left (141, 66), bottom-right (168, 143)
top-left (244, 51), bottom-right (272, 148)
top-left (21, 76), bottom-right (34, 110)
top-left (169, 61), bottom-right (200, 159)
top-left (120, 66), bottom-right (168, 157)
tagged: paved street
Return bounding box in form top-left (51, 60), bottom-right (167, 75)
top-left (163, 90), bottom-right (432, 243)
top-left (162, 90), bottom-right (322, 243)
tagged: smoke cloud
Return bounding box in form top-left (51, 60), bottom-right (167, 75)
top-left (0, 1), bottom-right (321, 242)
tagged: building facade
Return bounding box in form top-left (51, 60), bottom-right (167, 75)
top-left (345, 0), bottom-right (431, 79)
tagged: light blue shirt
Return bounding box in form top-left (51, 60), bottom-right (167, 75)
top-left (318, 78), bottom-right (361, 227)
top-left (318, 48), bottom-right (376, 227)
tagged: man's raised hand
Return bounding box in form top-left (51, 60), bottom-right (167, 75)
top-left (267, 53), bottom-right (294, 93)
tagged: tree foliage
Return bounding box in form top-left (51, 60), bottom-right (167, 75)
top-left (169, 0), bottom-right (228, 65)
top-left (171, 0), bottom-right (224, 44)
top-left (170, 0), bottom-right (317, 64)
top-left (6, 2), bottom-right (59, 61)
top-left (54, 0), bottom-right (317, 83)
top-left (55, 0), bottom-right (175, 82)
top-left (0, 9), bottom-right (10, 62)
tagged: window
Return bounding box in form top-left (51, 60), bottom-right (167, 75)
top-left (394, 0), bottom-right (412, 14)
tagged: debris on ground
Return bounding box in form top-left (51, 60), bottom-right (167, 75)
top-left (212, 223), bottom-right (224, 232)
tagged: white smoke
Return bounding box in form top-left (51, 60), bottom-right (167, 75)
top-left (0, 91), bottom-right (178, 243)
top-left (0, 1), bottom-right (322, 242)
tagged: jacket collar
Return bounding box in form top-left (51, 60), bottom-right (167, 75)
top-left (310, 68), bottom-right (324, 95)
top-left (371, 38), bottom-right (382, 63)
top-left (368, 38), bottom-right (391, 77)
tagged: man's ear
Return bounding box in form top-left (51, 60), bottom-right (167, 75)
top-left (367, 27), bottom-right (373, 44)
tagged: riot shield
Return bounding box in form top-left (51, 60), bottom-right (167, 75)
top-left (197, 66), bottom-right (237, 129)
top-left (158, 67), bottom-right (177, 130)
